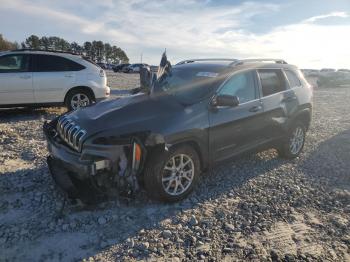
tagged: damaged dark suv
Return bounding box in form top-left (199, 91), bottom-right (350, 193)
top-left (44, 57), bottom-right (312, 202)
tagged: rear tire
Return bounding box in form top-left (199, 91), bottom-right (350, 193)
top-left (278, 121), bottom-right (306, 159)
top-left (143, 145), bottom-right (200, 202)
top-left (65, 89), bottom-right (94, 111)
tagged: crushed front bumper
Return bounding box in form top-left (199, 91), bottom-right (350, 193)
top-left (43, 121), bottom-right (133, 199)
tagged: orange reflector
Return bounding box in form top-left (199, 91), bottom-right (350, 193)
top-left (134, 143), bottom-right (142, 162)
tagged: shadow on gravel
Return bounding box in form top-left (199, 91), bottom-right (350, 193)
top-left (0, 107), bottom-right (64, 123)
top-left (299, 129), bottom-right (350, 191)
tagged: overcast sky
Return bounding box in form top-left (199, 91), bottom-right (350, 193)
top-left (1, 0), bottom-right (349, 68)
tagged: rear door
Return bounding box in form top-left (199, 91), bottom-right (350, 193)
top-left (32, 54), bottom-right (83, 103)
top-left (209, 70), bottom-right (265, 162)
top-left (0, 54), bottom-right (34, 105)
top-left (257, 69), bottom-right (299, 140)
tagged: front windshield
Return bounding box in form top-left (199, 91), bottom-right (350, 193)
top-left (155, 67), bottom-right (225, 104)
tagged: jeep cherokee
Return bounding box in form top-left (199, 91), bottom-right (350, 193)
top-left (44, 57), bottom-right (312, 202)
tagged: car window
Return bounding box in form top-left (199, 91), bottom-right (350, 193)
top-left (285, 70), bottom-right (302, 88)
top-left (156, 67), bottom-right (224, 104)
top-left (218, 71), bottom-right (257, 103)
top-left (34, 54), bottom-right (85, 72)
top-left (0, 54), bottom-right (30, 73)
top-left (258, 69), bottom-right (287, 96)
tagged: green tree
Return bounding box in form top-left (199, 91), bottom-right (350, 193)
top-left (92, 40), bottom-right (104, 62)
top-left (39, 36), bottom-right (50, 50)
top-left (111, 46), bottom-right (129, 63)
top-left (70, 42), bottom-right (82, 54)
top-left (25, 35), bottom-right (40, 49)
top-left (2, 33), bottom-right (129, 63)
top-left (57, 38), bottom-right (70, 51)
top-left (83, 41), bottom-right (92, 58)
top-left (104, 43), bottom-right (112, 62)
top-left (0, 34), bottom-right (17, 50)
top-left (48, 36), bottom-right (61, 50)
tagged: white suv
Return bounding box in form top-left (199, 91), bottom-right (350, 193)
top-left (0, 50), bottom-right (110, 110)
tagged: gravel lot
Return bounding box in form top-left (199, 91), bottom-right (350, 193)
top-left (0, 73), bottom-right (349, 261)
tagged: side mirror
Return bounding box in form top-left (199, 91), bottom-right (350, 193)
top-left (212, 95), bottom-right (239, 107)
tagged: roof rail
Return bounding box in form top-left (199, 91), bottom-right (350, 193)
top-left (230, 58), bottom-right (287, 66)
top-left (11, 49), bottom-right (81, 56)
top-left (176, 58), bottom-right (238, 65)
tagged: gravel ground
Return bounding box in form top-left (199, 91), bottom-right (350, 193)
top-left (0, 73), bottom-right (349, 261)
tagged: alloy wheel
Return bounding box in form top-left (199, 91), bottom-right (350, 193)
top-left (289, 126), bottom-right (304, 155)
top-left (162, 154), bottom-right (195, 196)
top-left (71, 93), bottom-right (90, 110)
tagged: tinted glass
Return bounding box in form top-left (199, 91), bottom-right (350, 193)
top-left (218, 71), bottom-right (257, 103)
top-left (0, 54), bottom-right (30, 73)
top-left (35, 55), bottom-right (85, 72)
top-left (258, 69), bottom-right (287, 96)
top-left (156, 67), bottom-right (224, 104)
top-left (285, 70), bottom-right (301, 88)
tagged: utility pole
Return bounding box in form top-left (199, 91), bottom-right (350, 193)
top-left (141, 53), bottom-right (143, 63)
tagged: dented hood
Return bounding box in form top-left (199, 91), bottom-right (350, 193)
top-left (66, 93), bottom-right (181, 137)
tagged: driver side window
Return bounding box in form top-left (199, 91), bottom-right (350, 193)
top-left (0, 54), bottom-right (30, 73)
top-left (218, 71), bottom-right (257, 103)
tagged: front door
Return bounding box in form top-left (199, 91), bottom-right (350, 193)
top-left (209, 70), bottom-right (265, 162)
top-left (0, 54), bottom-right (34, 105)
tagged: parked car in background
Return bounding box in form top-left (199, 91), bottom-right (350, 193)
top-left (44, 57), bottom-right (312, 202)
top-left (113, 63), bottom-right (130, 72)
top-left (96, 62), bottom-right (107, 69)
top-left (320, 68), bottom-right (336, 73)
top-left (338, 69), bottom-right (350, 73)
top-left (123, 63), bottom-right (149, 73)
top-left (105, 64), bottom-right (115, 70)
top-left (0, 50), bottom-right (110, 110)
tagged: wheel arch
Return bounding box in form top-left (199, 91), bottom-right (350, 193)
top-left (166, 139), bottom-right (208, 172)
top-left (292, 107), bottom-right (312, 131)
top-left (64, 86), bottom-right (96, 104)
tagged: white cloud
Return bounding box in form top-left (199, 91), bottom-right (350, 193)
top-left (0, 0), bottom-right (138, 43)
top-left (0, 0), bottom-right (349, 68)
top-left (303, 11), bottom-right (349, 23)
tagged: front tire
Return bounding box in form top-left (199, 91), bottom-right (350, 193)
top-left (144, 145), bottom-right (200, 202)
top-left (65, 89), bottom-right (94, 111)
top-left (278, 121), bottom-right (306, 159)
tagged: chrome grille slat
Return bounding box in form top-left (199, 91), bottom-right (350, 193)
top-left (68, 126), bottom-right (80, 143)
top-left (56, 116), bottom-right (87, 152)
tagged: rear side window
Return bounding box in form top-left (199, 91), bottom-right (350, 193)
top-left (258, 69), bottom-right (287, 96)
top-left (219, 71), bottom-right (257, 103)
top-left (285, 70), bottom-right (302, 88)
top-left (34, 54), bottom-right (85, 72)
top-left (0, 54), bottom-right (30, 73)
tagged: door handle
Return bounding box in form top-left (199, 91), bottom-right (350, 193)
top-left (64, 74), bottom-right (73, 78)
top-left (19, 75), bottom-right (31, 79)
top-left (249, 105), bottom-right (262, 112)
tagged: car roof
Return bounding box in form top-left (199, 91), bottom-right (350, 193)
top-left (1, 49), bottom-right (81, 59)
top-left (174, 62), bottom-right (232, 73)
top-left (174, 58), bottom-right (299, 73)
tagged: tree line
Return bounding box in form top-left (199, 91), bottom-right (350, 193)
top-left (0, 34), bottom-right (129, 63)
top-left (0, 34), bottom-right (19, 51)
